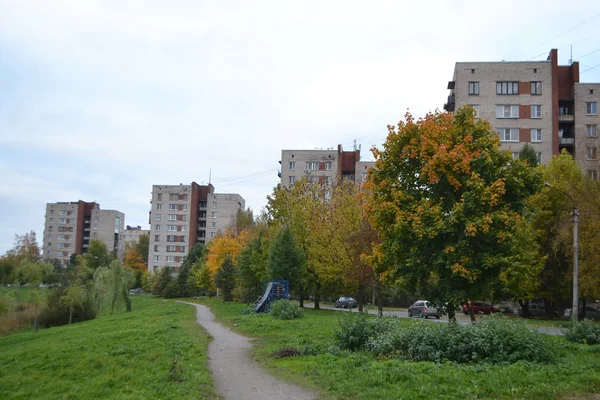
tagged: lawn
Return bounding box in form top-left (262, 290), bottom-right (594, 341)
top-left (0, 296), bottom-right (216, 400)
top-left (192, 298), bottom-right (600, 400)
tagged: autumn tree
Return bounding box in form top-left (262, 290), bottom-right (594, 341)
top-left (365, 107), bottom-right (543, 321)
top-left (191, 260), bottom-right (216, 297)
top-left (205, 229), bottom-right (250, 277)
top-left (123, 247), bottom-right (145, 273)
top-left (6, 231), bottom-right (41, 263)
top-left (215, 256), bottom-right (236, 302)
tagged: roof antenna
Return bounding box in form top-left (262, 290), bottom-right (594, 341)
top-left (569, 45), bottom-right (573, 65)
top-left (209, 168), bottom-right (212, 185)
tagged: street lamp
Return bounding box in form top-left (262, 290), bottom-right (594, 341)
top-left (544, 182), bottom-right (579, 321)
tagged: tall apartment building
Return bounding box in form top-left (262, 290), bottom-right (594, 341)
top-left (445, 49), bottom-right (600, 177)
top-left (118, 225), bottom-right (149, 260)
top-left (279, 144), bottom-right (375, 188)
top-left (147, 182), bottom-right (245, 273)
top-left (43, 201), bottom-right (125, 266)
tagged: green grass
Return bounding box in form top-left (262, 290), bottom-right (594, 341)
top-left (191, 298), bottom-right (600, 400)
top-left (0, 296), bottom-right (215, 400)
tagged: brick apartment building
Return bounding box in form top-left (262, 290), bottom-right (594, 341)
top-left (42, 201), bottom-right (125, 266)
top-left (279, 144), bottom-right (375, 188)
top-left (445, 49), bottom-right (600, 177)
top-left (147, 182), bottom-right (244, 273)
top-left (118, 225), bottom-right (149, 260)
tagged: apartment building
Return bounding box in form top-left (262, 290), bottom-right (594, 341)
top-left (118, 225), bottom-right (149, 260)
top-left (279, 144), bottom-right (375, 188)
top-left (147, 182), bottom-right (245, 273)
top-left (43, 201), bottom-right (125, 266)
top-left (445, 49), bottom-right (600, 177)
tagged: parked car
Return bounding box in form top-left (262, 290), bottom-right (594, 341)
top-left (408, 300), bottom-right (440, 319)
top-left (564, 306), bottom-right (600, 320)
top-left (462, 301), bottom-right (501, 315)
top-left (334, 297), bottom-right (357, 309)
top-left (518, 302), bottom-right (559, 318)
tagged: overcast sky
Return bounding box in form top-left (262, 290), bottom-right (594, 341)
top-left (1, 0), bottom-right (600, 254)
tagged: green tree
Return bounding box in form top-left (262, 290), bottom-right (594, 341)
top-left (134, 234), bottom-right (150, 264)
top-left (215, 256), bottom-right (236, 302)
top-left (179, 243), bottom-right (207, 297)
top-left (6, 231), bottom-right (41, 263)
top-left (60, 283), bottom-right (87, 324)
top-left (519, 143), bottom-right (539, 167)
top-left (153, 267), bottom-right (172, 296)
top-left (365, 107), bottom-right (543, 321)
top-left (232, 208), bottom-right (255, 234)
top-left (84, 240), bottom-right (111, 271)
top-left (268, 228), bottom-right (303, 291)
top-left (191, 261), bottom-right (216, 297)
top-left (237, 231), bottom-right (269, 301)
top-left (93, 260), bottom-right (134, 315)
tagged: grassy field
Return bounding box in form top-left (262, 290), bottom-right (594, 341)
top-left (0, 296), bottom-right (215, 400)
top-left (192, 298), bottom-right (600, 400)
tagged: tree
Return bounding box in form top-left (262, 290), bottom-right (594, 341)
top-left (215, 256), bottom-right (236, 301)
top-left (231, 208), bottom-right (255, 234)
top-left (268, 228), bottom-right (304, 291)
top-left (365, 107), bottom-right (543, 321)
top-left (206, 229), bottom-right (250, 277)
top-left (178, 243), bottom-right (207, 297)
top-left (191, 261), bottom-right (216, 297)
top-left (153, 267), bottom-right (172, 296)
top-left (60, 283), bottom-right (87, 324)
top-left (135, 234), bottom-right (150, 264)
top-left (237, 231), bottom-right (270, 302)
top-left (345, 218), bottom-right (379, 312)
top-left (15, 260), bottom-right (52, 331)
top-left (93, 260), bottom-right (134, 315)
top-left (84, 240), bottom-right (111, 271)
top-left (123, 247), bottom-right (145, 273)
top-left (519, 143), bottom-right (539, 167)
top-left (6, 231), bottom-right (41, 263)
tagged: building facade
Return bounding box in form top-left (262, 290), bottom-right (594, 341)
top-left (118, 225), bottom-right (150, 260)
top-left (43, 201), bottom-right (125, 266)
top-left (279, 144), bottom-right (375, 188)
top-left (147, 182), bottom-right (245, 273)
top-left (445, 49), bottom-right (599, 176)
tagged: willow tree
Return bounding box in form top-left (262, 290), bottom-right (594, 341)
top-left (94, 260), bottom-right (134, 315)
top-left (365, 107), bottom-right (543, 321)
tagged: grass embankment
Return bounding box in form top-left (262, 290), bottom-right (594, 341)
top-left (194, 299), bottom-right (600, 400)
top-left (0, 296), bottom-right (215, 400)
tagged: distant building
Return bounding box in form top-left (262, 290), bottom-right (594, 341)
top-left (147, 182), bottom-right (245, 273)
top-left (118, 225), bottom-right (149, 260)
top-left (445, 49), bottom-right (600, 177)
top-left (43, 201), bottom-right (124, 266)
top-left (279, 144), bottom-right (375, 188)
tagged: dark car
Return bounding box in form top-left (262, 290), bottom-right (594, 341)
top-left (462, 301), bottom-right (501, 315)
top-left (335, 297), bottom-right (357, 309)
top-left (408, 300), bottom-right (440, 319)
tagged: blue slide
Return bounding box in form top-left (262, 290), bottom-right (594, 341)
top-left (254, 282), bottom-right (274, 313)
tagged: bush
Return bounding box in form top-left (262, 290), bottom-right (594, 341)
top-left (333, 313), bottom-right (399, 351)
top-left (270, 299), bottom-right (303, 320)
top-left (163, 281), bottom-right (181, 299)
top-left (564, 319), bottom-right (600, 345)
top-left (38, 287), bottom-right (95, 328)
top-left (365, 315), bottom-right (554, 364)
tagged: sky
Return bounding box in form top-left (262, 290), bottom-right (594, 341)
top-left (1, 0), bottom-right (600, 254)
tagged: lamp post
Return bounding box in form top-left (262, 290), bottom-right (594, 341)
top-left (544, 182), bottom-right (579, 321)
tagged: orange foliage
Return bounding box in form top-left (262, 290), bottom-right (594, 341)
top-left (205, 228), bottom-right (251, 277)
top-left (123, 247), bottom-right (146, 272)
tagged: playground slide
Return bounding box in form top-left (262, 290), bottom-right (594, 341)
top-left (254, 282), bottom-right (274, 313)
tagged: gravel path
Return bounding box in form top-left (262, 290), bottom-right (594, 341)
top-left (181, 302), bottom-right (317, 400)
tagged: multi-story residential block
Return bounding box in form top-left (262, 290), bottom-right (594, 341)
top-left (118, 225), bottom-right (149, 260)
top-left (43, 201), bottom-right (124, 266)
top-left (147, 182), bottom-right (245, 273)
top-left (445, 49), bottom-right (600, 177)
top-left (279, 144), bottom-right (375, 188)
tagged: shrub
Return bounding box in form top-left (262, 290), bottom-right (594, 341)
top-left (270, 299), bottom-right (303, 320)
top-left (38, 287), bottom-right (95, 328)
top-left (163, 281), bottom-right (181, 299)
top-left (564, 319), bottom-right (600, 345)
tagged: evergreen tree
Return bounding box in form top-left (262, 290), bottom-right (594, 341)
top-left (519, 143), bottom-right (539, 167)
top-left (215, 256), bottom-right (236, 302)
top-left (268, 228), bottom-right (303, 291)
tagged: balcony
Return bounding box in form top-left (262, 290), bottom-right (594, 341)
top-left (277, 170), bottom-right (281, 178)
top-left (558, 114), bottom-right (574, 122)
top-left (560, 138), bottom-right (575, 145)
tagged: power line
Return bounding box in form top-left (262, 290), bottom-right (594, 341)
top-left (577, 47), bottom-right (600, 60)
top-left (528, 12), bottom-right (600, 52)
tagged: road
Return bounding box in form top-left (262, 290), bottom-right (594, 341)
top-left (303, 302), bottom-right (564, 335)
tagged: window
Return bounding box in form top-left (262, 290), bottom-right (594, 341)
top-left (361, 173), bottom-right (367, 181)
top-left (289, 161), bottom-right (296, 170)
top-left (169, 194), bottom-right (179, 201)
top-left (155, 224), bottom-right (161, 231)
top-left (537, 153), bottom-right (542, 164)
top-left (64, 243), bottom-right (71, 248)
top-left (325, 161), bottom-right (332, 170)
top-left (210, 232), bottom-right (216, 238)
top-left (168, 225), bottom-right (177, 231)
top-left (468, 82), bottom-right (479, 95)
top-left (587, 125), bottom-right (598, 137)
top-left (589, 170), bottom-right (598, 180)
top-left (586, 102), bottom-right (597, 115)
top-left (167, 235), bottom-right (176, 242)
top-left (59, 210), bottom-right (67, 216)
top-left (59, 218), bottom-right (66, 224)
top-left (166, 256), bottom-right (175, 263)
top-left (181, 225), bottom-right (187, 232)
top-left (310, 176), bottom-right (318, 183)
top-left (496, 81), bottom-right (519, 95)
top-left (168, 204), bottom-right (178, 210)
top-left (211, 222), bottom-right (217, 228)
top-left (155, 235), bottom-right (161, 242)
top-left (57, 234), bottom-right (63, 240)
top-left (168, 214), bottom-right (177, 221)
top-left (93, 232), bottom-right (97, 238)
top-left (50, 210), bottom-right (54, 215)
top-left (153, 255), bottom-right (160, 262)
top-left (531, 105), bottom-right (542, 118)
top-left (498, 128), bottom-right (519, 142)
top-left (156, 203), bottom-right (162, 210)
top-left (48, 242), bottom-right (52, 247)
top-left (182, 194), bottom-right (188, 200)
top-left (181, 215), bottom-right (187, 221)
top-left (212, 212), bottom-right (216, 219)
top-left (157, 193), bottom-right (162, 201)
top-left (58, 242), bottom-right (64, 248)
top-left (469, 105), bottom-right (480, 118)
top-left (326, 176), bottom-right (332, 184)
top-left (306, 161), bottom-right (319, 170)
top-left (531, 81), bottom-right (542, 95)
top-left (49, 218), bottom-right (54, 223)
top-left (182, 204), bottom-right (187, 210)
top-left (289, 176), bottom-right (295, 185)
top-left (496, 105), bottom-right (519, 118)
top-left (156, 214), bottom-right (161, 221)
top-left (181, 246), bottom-right (186, 253)
top-left (212, 201), bottom-right (217, 208)
top-left (154, 245), bottom-right (159, 251)
top-left (48, 226), bottom-right (53, 232)
top-left (531, 129), bottom-right (542, 142)
top-left (587, 147), bottom-right (597, 160)
top-left (512, 152), bottom-right (520, 160)
top-left (166, 245), bottom-right (175, 252)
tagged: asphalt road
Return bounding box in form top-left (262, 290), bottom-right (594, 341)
top-left (303, 302), bottom-right (565, 335)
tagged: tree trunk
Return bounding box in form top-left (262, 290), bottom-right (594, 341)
top-left (125, 294), bottom-right (132, 312)
top-left (314, 282), bottom-right (321, 310)
top-left (34, 319), bottom-right (39, 332)
top-left (447, 302), bottom-right (456, 322)
top-left (518, 299), bottom-right (530, 318)
top-left (299, 282), bottom-right (304, 308)
top-left (69, 308), bottom-right (73, 324)
top-left (357, 285), bottom-right (364, 312)
top-left (377, 282), bottom-right (383, 317)
top-left (372, 283), bottom-right (376, 305)
top-left (468, 302), bottom-right (476, 323)
top-left (581, 297), bottom-right (587, 320)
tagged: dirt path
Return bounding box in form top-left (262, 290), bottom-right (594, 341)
top-left (181, 302), bottom-right (316, 400)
